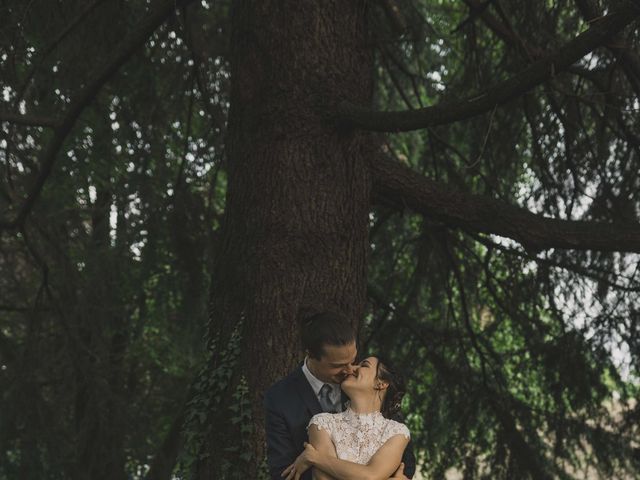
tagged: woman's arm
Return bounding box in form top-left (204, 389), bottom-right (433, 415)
top-left (308, 425), bottom-right (409, 480)
top-left (281, 424), bottom-right (339, 480)
top-left (308, 425), bottom-right (339, 480)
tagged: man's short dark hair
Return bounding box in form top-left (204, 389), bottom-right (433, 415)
top-left (300, 311), bottom-right (356, 359)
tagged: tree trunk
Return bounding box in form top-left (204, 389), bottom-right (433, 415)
top-left (73, 180), bottom-right (128, 480)
top-left (204, 0), bottom-right (374, 475)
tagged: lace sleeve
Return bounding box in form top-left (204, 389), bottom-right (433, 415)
top-left (308, 413), bottom-right (334, 435)
top-left (381, 420), bottom-right (411, 443)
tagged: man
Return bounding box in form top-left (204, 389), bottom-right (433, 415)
top-left (264, 311), bottom-right (415, 480)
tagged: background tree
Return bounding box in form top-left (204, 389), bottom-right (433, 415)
top-left (1, 1), bottom-right (639, 479)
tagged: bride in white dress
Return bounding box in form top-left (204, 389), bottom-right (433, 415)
top-left (283, 356), bottom-right (411, 480)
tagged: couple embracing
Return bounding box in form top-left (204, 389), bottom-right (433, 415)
top-left (264, 311), bottom-right (416, 480)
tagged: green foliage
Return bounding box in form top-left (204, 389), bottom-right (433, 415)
top-left (222, 378), bottom-right (255, 472)
top-left (2, 0), bottom-right (639, 479)
top-left (178, 324), bottom-right (243, 474)
top-left (1, 1), bottom-right (228, 477)
top-left (364, 2), bottom-right (640, 477)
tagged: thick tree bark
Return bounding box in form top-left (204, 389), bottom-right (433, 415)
top-left (204, 0), bottom-right (374, 475)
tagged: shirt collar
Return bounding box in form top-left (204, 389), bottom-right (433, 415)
top-left (302, 356), bottom-right (340, 395)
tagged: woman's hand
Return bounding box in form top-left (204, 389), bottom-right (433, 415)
top-left (282, 442), bottom-right (319, 480)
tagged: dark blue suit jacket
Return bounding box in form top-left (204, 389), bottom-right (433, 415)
top-left (264, 366), bottom-right (416, 480)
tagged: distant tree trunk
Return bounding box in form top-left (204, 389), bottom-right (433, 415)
top-left (203, 0), bottom-right (374, 475)
top-left (73, 179), bottom-right (128, 480)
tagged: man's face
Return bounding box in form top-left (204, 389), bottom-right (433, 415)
top-left (307, 341), bottom-right (357, 384)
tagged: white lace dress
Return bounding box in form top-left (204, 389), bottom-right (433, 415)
top-left (308, 408), bottom-right (410, 464)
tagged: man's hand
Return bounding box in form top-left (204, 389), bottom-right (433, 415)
top-left (282, 442), bottom-right (319, 480)
top-left (389, 462), bottom-right (409, 479)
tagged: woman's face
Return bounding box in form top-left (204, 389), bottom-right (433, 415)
top-left (342, 356), bottom-right (383, 391)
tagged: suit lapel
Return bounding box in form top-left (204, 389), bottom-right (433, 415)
top-left (292, 367), bottom-right (323, 417)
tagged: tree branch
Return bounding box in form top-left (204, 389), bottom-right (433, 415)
top-left (370, 151), bottom-right (640, 253)
top-left (0, 0), bottom-right (197, 230)
top-left (145, 407), bottom-right (186, 480)
top-left (575, 0), bottom-right (640, 98)
top-left (462, 0), bottom-right (544, 60)
top-left (470, 232), bottom-right (640, 292)
top-left (375, 298), bottom-right (556, 479)
top-left (377, 0), bottom-right (408, 36)
top-left (0, 304), bottom-right (51, 312)
top-left (336, 3), bottom-right (640, 132)
top-left (0, 111), bottom-right (60, 128)
top-left (14, 0), bottom-right (109, 104)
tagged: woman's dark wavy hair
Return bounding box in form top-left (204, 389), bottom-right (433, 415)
top-left (372, 354), bottom-right (406, 420)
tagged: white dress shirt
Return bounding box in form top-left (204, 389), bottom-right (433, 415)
top-left (302, 357), bottom-right (342, 410)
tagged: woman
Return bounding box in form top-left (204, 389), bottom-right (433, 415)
top-left (282, 356), bottom-right (410, 480)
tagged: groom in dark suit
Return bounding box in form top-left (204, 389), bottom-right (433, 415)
top-left (264, 311), bottom-right (415, 480)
